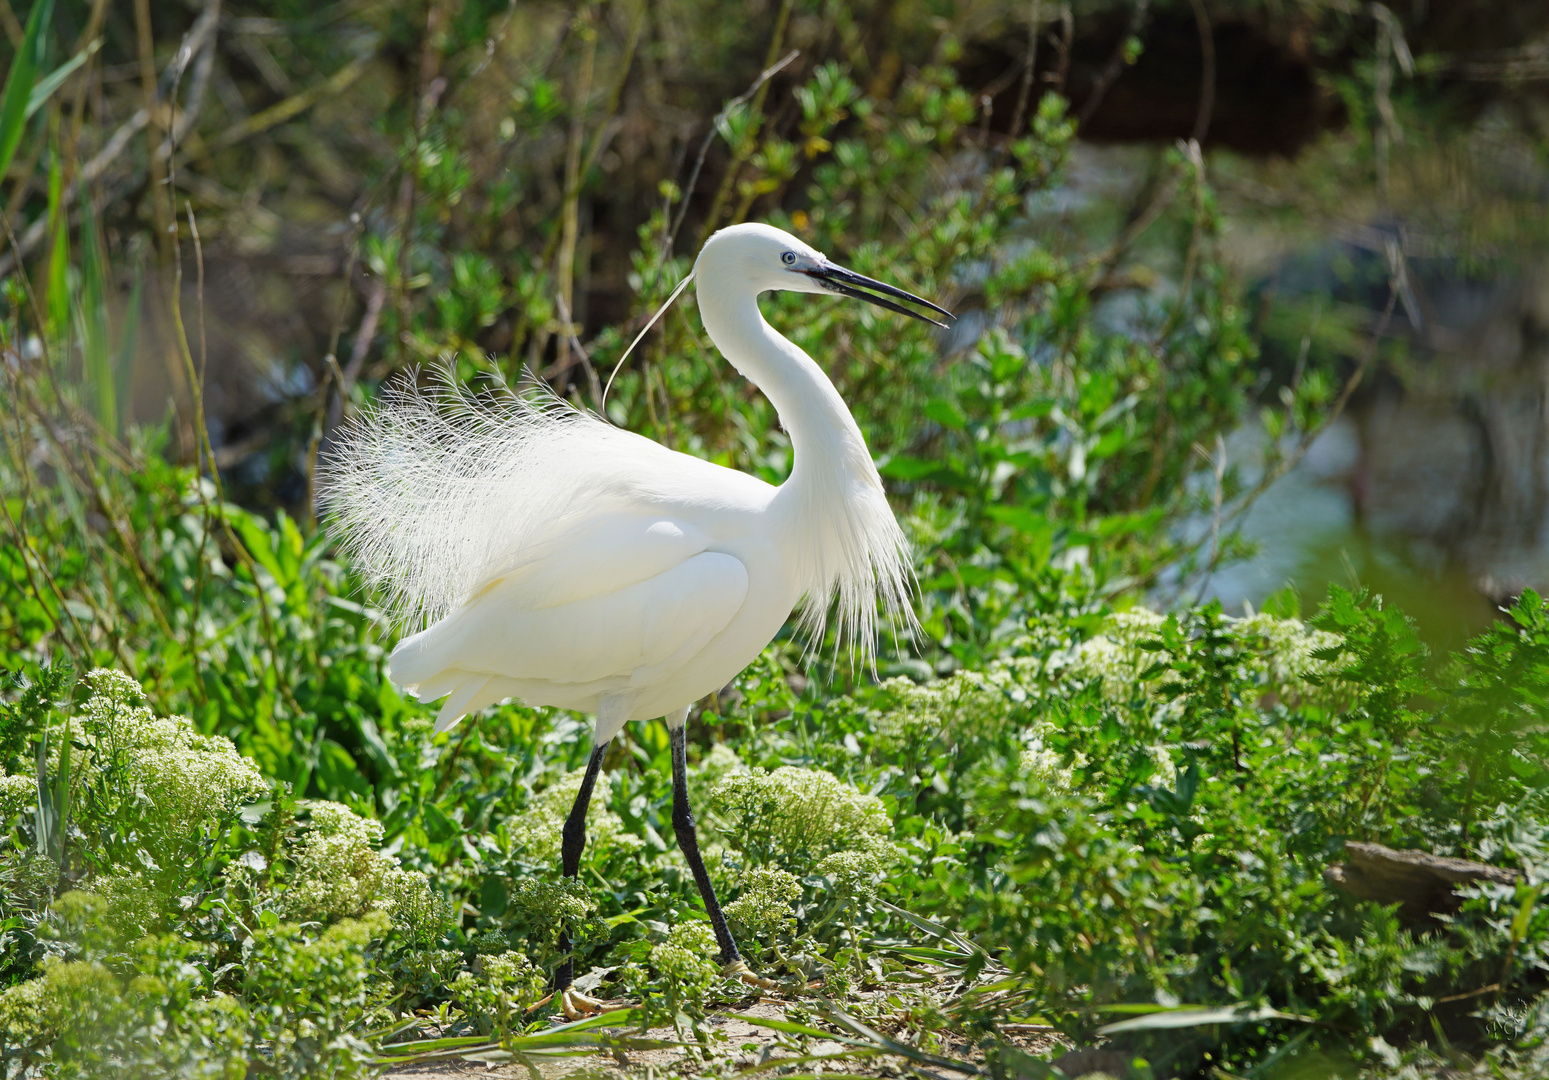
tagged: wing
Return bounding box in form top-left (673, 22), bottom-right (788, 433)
top-left (471, 510), bottom-right (717, 612)
top-left (389, 524), bottom-right (749, 713)
top-left (391, 512), bottom-right (715, 691)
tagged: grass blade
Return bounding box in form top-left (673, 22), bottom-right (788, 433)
top-left (1096, 1003), bottom-right (1314, 1035)
top-left (725, 1012), bottom-right (867, 1043)
top-left (45, 134), bottom-right (68, 337)
top-left (113, 250), bottom-right (142, 422)
top-left (738, 1050), bottom-right (888, 1075)
top-left (818, 1002), bottom-right (983, 1075)
top-left (75, 181), bottom-right (114, 435)
top-left (0, 0), bottom-right (54, 180)
top-left (25, 37), bottom-right (100, 120)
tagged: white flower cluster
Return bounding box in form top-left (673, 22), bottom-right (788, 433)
top-left (77, 669), bottom-right (267, 864)
top-left (0, 978), bottom-right (47, 1042)
top-left (1069, 609), bottom-right (1342, 705)
top-left (284, 801), bottom-right (451, 945)
top-left (284, 802), bottom-right (394, 919)
top-left (0, 773), bottom-right (34, 819)
top-left (1068, 610), bottom-right (1168, 702)
top-left (90, 871), bottom-right (160, 938)
top-left (1018, 738), bottom-right (1081, 795)
top-left (724, 867), bottom-right (801, 939)
top-left (815, 848), bottom-right (890, 902)
top-left (709, 766), bottom-right (893, 869)
top-left (503, 766), bottom-right (642, 864)
top-left (649, 921), bottom-right (719, 996)
top-left (451, 949), bottom-right (544, 1027)
top-left (378, 866), bottom-right (454, 947)
top-left (688, 742), bottom-right (745, 804)
top-left (869, 661), bottom-right (1038, 752)
top-left (1233, 611), bottom-right (1343, 691)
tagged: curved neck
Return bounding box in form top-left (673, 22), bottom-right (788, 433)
top-left (696, 287), bottom-right (871, 491)
top-left (691, 262), bottom-right (915, 654)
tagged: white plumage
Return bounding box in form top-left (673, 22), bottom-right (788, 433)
top-left (320, 223), bottom-right (937, 744)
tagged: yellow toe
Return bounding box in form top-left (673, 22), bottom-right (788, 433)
top-left (722, 958), bottom-right (779, 991)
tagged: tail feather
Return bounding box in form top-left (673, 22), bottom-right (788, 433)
top-left (433, 675), bottom-right (492, 735)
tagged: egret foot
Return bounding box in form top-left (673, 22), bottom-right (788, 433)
top-left (559, 987), bottom-right (623, 1019)
top-left (723, 958), bottom-right (779, 992)
top-left (527, 987), bottom-right (627, 1019)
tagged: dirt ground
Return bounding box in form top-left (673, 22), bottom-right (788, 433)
top-left (381, 994), bottom-right (1075, 1079)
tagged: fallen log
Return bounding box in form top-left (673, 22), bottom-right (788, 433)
top-left (1324, 840), bottom-right (1522, 922)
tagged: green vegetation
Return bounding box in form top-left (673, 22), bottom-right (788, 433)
top-left (2, 1), bottom-right (1547, 1077)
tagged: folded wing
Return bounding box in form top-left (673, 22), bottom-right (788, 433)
top-left (388, 515), bottom-right (749, 731)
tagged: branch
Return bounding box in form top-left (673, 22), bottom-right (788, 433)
top-left (189, 53), bottom-right (370, 158)
top-left (1075, 0), bottom-right (1149, 126)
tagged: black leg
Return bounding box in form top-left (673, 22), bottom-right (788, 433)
top-left (669, 724), bottom-right (741, 965)
top-left (553, 740), bottom-right (609, 991)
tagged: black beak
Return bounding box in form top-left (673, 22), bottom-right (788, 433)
top-left (802, 261), bottom-right (955, 328)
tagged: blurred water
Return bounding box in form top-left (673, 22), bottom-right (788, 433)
top-left (1197, 417), bottom-right (1514, 652)
top-left (1200, 419), bottom-right (1358, 608)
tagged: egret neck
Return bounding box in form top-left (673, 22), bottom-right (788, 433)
top-left (694, 277), bottom-right (895, 649)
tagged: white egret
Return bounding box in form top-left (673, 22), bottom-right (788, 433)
top-left (320, 222), bottom-right (951, 1016)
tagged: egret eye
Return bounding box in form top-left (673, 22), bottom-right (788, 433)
top-left (781, 251), bottom-right (797, 266)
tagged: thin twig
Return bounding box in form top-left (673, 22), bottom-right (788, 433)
top-left (0, 410), bottom-right (94, 667)
top-left (1192, 432), bottom-right (1227, 605)
top-left (554, 6), bottom-right (599, 376)
top-left (0, 0), bottom-right (21, 46)
top-left (1051, 4), bottom-right (1074, 95)
top-left (170, 201), bottom-right (301, 716)
top-left (309, 166), bottom-right (399, 518)
top-left (1433, 983), bottom-right (1503, 1005)
top-left (1135, 140), bottom-right (1207, 508)
top-left (546, 290), bottom-right (603, 407)
top-left (1186, 0), bottom-right (1215, 144)
top-left (182, 202), bottom-right (214, 706)
top-left (194, 54), bottom-right (372, 157)
top-left (2, 215), bottom-right (171, 663)
top-left (695, 0), bottom-right (797, 246)
top-left (1003, 0), bottom-right (1044, 153)
top-left (541, 1), bottom-right (644, 272)
top-left (383, 0), bottom-right (453, 370)
top-left (1080, 155), bottom-right (1184, 290)
top-left (133, 0), bottom-right (172, 260)
top-left (657, 48), bottom-right (800, 275)
top-left (1075, 0), bottom-right (1149, 126)
top-left (61, 0), bottom-right (112, 194)
top-left (1165, 278), bottom-right (1402, 602)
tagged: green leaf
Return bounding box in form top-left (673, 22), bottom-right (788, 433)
top-left (724, 1012), bottom-right (859, 1042)
top-left (33, 720), bottom-right (52, 859)
top-left (0, 0), bottom-right (53, 180)
top-left (25, 37), bottom-right (98, 120)
top-left (36, 712), bottom-right (71, 866)
top-left (1511, 884), bottom-right (1542, 945)
top-left (76, 181), bottom-right (114, 435)
top-left (985, 505), bottom-right (1050, 537)
top-left (230, 509), bottom-right (286, 585)
top-left (1096, 1003), bottom-right (1313, 1035)
top-left (923, 397), bottom-right (968, 431)
top-left (878, 454), bottom-right (947, 482)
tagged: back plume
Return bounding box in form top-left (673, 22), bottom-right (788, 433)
top-left (317, 369), bottom-right (646, 631)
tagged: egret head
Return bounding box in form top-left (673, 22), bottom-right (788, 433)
top-left (696, 223), bottom-right (954, 328)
